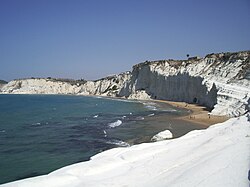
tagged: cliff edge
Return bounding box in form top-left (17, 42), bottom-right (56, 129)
top-left (1, 50), bottom-right (249, 117)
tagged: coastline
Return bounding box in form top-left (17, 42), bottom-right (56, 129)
top-left (0, 93), bottom-right (229, 127)
top-left (3, 115), bottom-right (249, 187)
top-left (153, 99), bottom-right (230, 127)
top-left (1, 94), bottom-right (248, 187)
top-left (91, 95), bottom-right (230, 127)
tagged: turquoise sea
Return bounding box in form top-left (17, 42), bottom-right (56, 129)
top-left (0, 94), bottom-right (205, 184)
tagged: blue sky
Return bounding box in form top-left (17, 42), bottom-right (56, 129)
top-left (0, 0), bottom-right (249, 81)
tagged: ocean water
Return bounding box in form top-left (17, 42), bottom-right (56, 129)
top-left (0, 94), bottom-right (205, 184)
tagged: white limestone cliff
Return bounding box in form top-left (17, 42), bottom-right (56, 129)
top-left (119, 51), bottom-right (250, 117)
top-left (79, 72), bottom-right (131, 96)
top-left (0, 72), bottom-right (131, 96)
top-left (1, 51), bottom-right (249, 117)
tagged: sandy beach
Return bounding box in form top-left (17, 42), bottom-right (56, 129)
top-left (154, 99), bottom-right (230, 127)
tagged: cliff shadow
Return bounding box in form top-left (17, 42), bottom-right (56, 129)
top-left (131, 66), bottom-right (218, 110)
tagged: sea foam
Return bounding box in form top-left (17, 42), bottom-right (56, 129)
top-left (108, 120), bottom-right (122, 128)
top-left (106, 139), bottom-right (130, 147)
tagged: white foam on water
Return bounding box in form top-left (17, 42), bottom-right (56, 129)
top-left (106, 140), bottom-right (130, 147)
top-left (103, 130), bottom-right (107, 137)
top-left (108, 98), bottom-right (138, 103)
top-left (31, 122), bottom-right (42, 126)
top-left (162, 109), bottom-right (177, 112)
top-left (136, 116), bottom-right (144, 120)
top-left (94, 96), bottom-right (102, 99)
top-left (108, 120), bottom-right (122, 128)
top-left (148, 113), bottom-right (155, 116)
top-left (93, 115), bottom-right (98, 118)
top-left (143, 103), bottom-right (158, 111)
top-left (2, 116), bottom-right (250, 187)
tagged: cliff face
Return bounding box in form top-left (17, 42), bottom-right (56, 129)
top-left (1, 51), bottom-right (249, 117)
top-left (119, 51), bottom-right (250, 116)
top-left (0, 72), bottom-right (131, 96)
top-left (120, 63), bottom-right (218, 110)
top-left (79, 72), bottom-right (131, 96)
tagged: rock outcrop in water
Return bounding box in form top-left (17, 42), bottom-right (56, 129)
top-left (1, 51), bottom-right (250, 117)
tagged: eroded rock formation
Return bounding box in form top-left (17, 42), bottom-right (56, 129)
top-left (1, 51), bottom-right (249, 117)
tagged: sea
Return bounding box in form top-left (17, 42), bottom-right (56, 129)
top-left (0, 94), bottom-right (206, 184)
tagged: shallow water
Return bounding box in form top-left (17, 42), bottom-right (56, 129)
top-left (0, 94), bottom-right (205, 184)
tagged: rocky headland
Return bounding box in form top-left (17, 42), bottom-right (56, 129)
top-left (1, 50), bottom-right (250, 117)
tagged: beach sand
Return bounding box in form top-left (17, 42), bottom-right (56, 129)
top-left (154, 100), bottom-right (229, 126)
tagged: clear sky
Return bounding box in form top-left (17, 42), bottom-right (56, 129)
top-left (0, 0), bottom-right (250, 81)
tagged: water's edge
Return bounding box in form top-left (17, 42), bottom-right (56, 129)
top-left (0, 94), bottom-right (207, 184)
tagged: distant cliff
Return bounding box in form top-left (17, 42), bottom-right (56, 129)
top-left (1, 51), bottom-right (249, 117)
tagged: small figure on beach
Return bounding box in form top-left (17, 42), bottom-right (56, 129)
top-left (189, 115), bottom-right (195, 119)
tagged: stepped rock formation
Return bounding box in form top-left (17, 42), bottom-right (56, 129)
top-left (1, 51), bottom-right (249, 117)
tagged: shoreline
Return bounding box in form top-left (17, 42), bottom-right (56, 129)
top-left (153, 99), bottom-right (230, 127)
top-left (90, 95), bottom-right (230, 127)
top-left (95, 96), bottom-right (230, 127)
top-left (0, 94), bottom-right (235, 186)
top-left (0, 93), bottom-right (230, 127)
top-left (1, 93), bottom-right (229, 126)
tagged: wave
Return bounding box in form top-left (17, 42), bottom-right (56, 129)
top-left (103, 130), bottom-right (107, 137)
top-left (145, 105), bottom-right (157, 111)
top-left (93, 115), bottom-right (99, 118)
top-left (148, 113), bottom-right (155, 116)
top-left (100, 97), bottom-right (139, 103)
top-left (142, 102), bottom-right (158, 111)
top-left (106, 139), bottom-right (130, 147)
top-left (95, 96), bottom-right (102, 99)
top-left (108, 120), bottom-right (122, 128)
top-left (31, 122), bottom-right (42, 126)
top-left (162, 109), bottom-right (177, 112)
top-left (108, 98), bottom-right (138, 103)
top-left (135, 116), bottom-right (144, 120)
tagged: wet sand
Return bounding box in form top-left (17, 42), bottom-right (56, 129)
top-left (154, 100), bottom-right (230, 127)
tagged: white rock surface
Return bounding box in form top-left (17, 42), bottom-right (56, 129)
top-left (1, 51), bottom-right (249, 117)
top-left (2, 115), bottom-right (250, 187)
top-left (0, 79), bottom-right (82, 95)
top-left (127, 90), bottom-right (151, 100)
top-left (151, 129), bottom-right (173, 141)
top-left (121, 51), bottom-right (250, 116)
